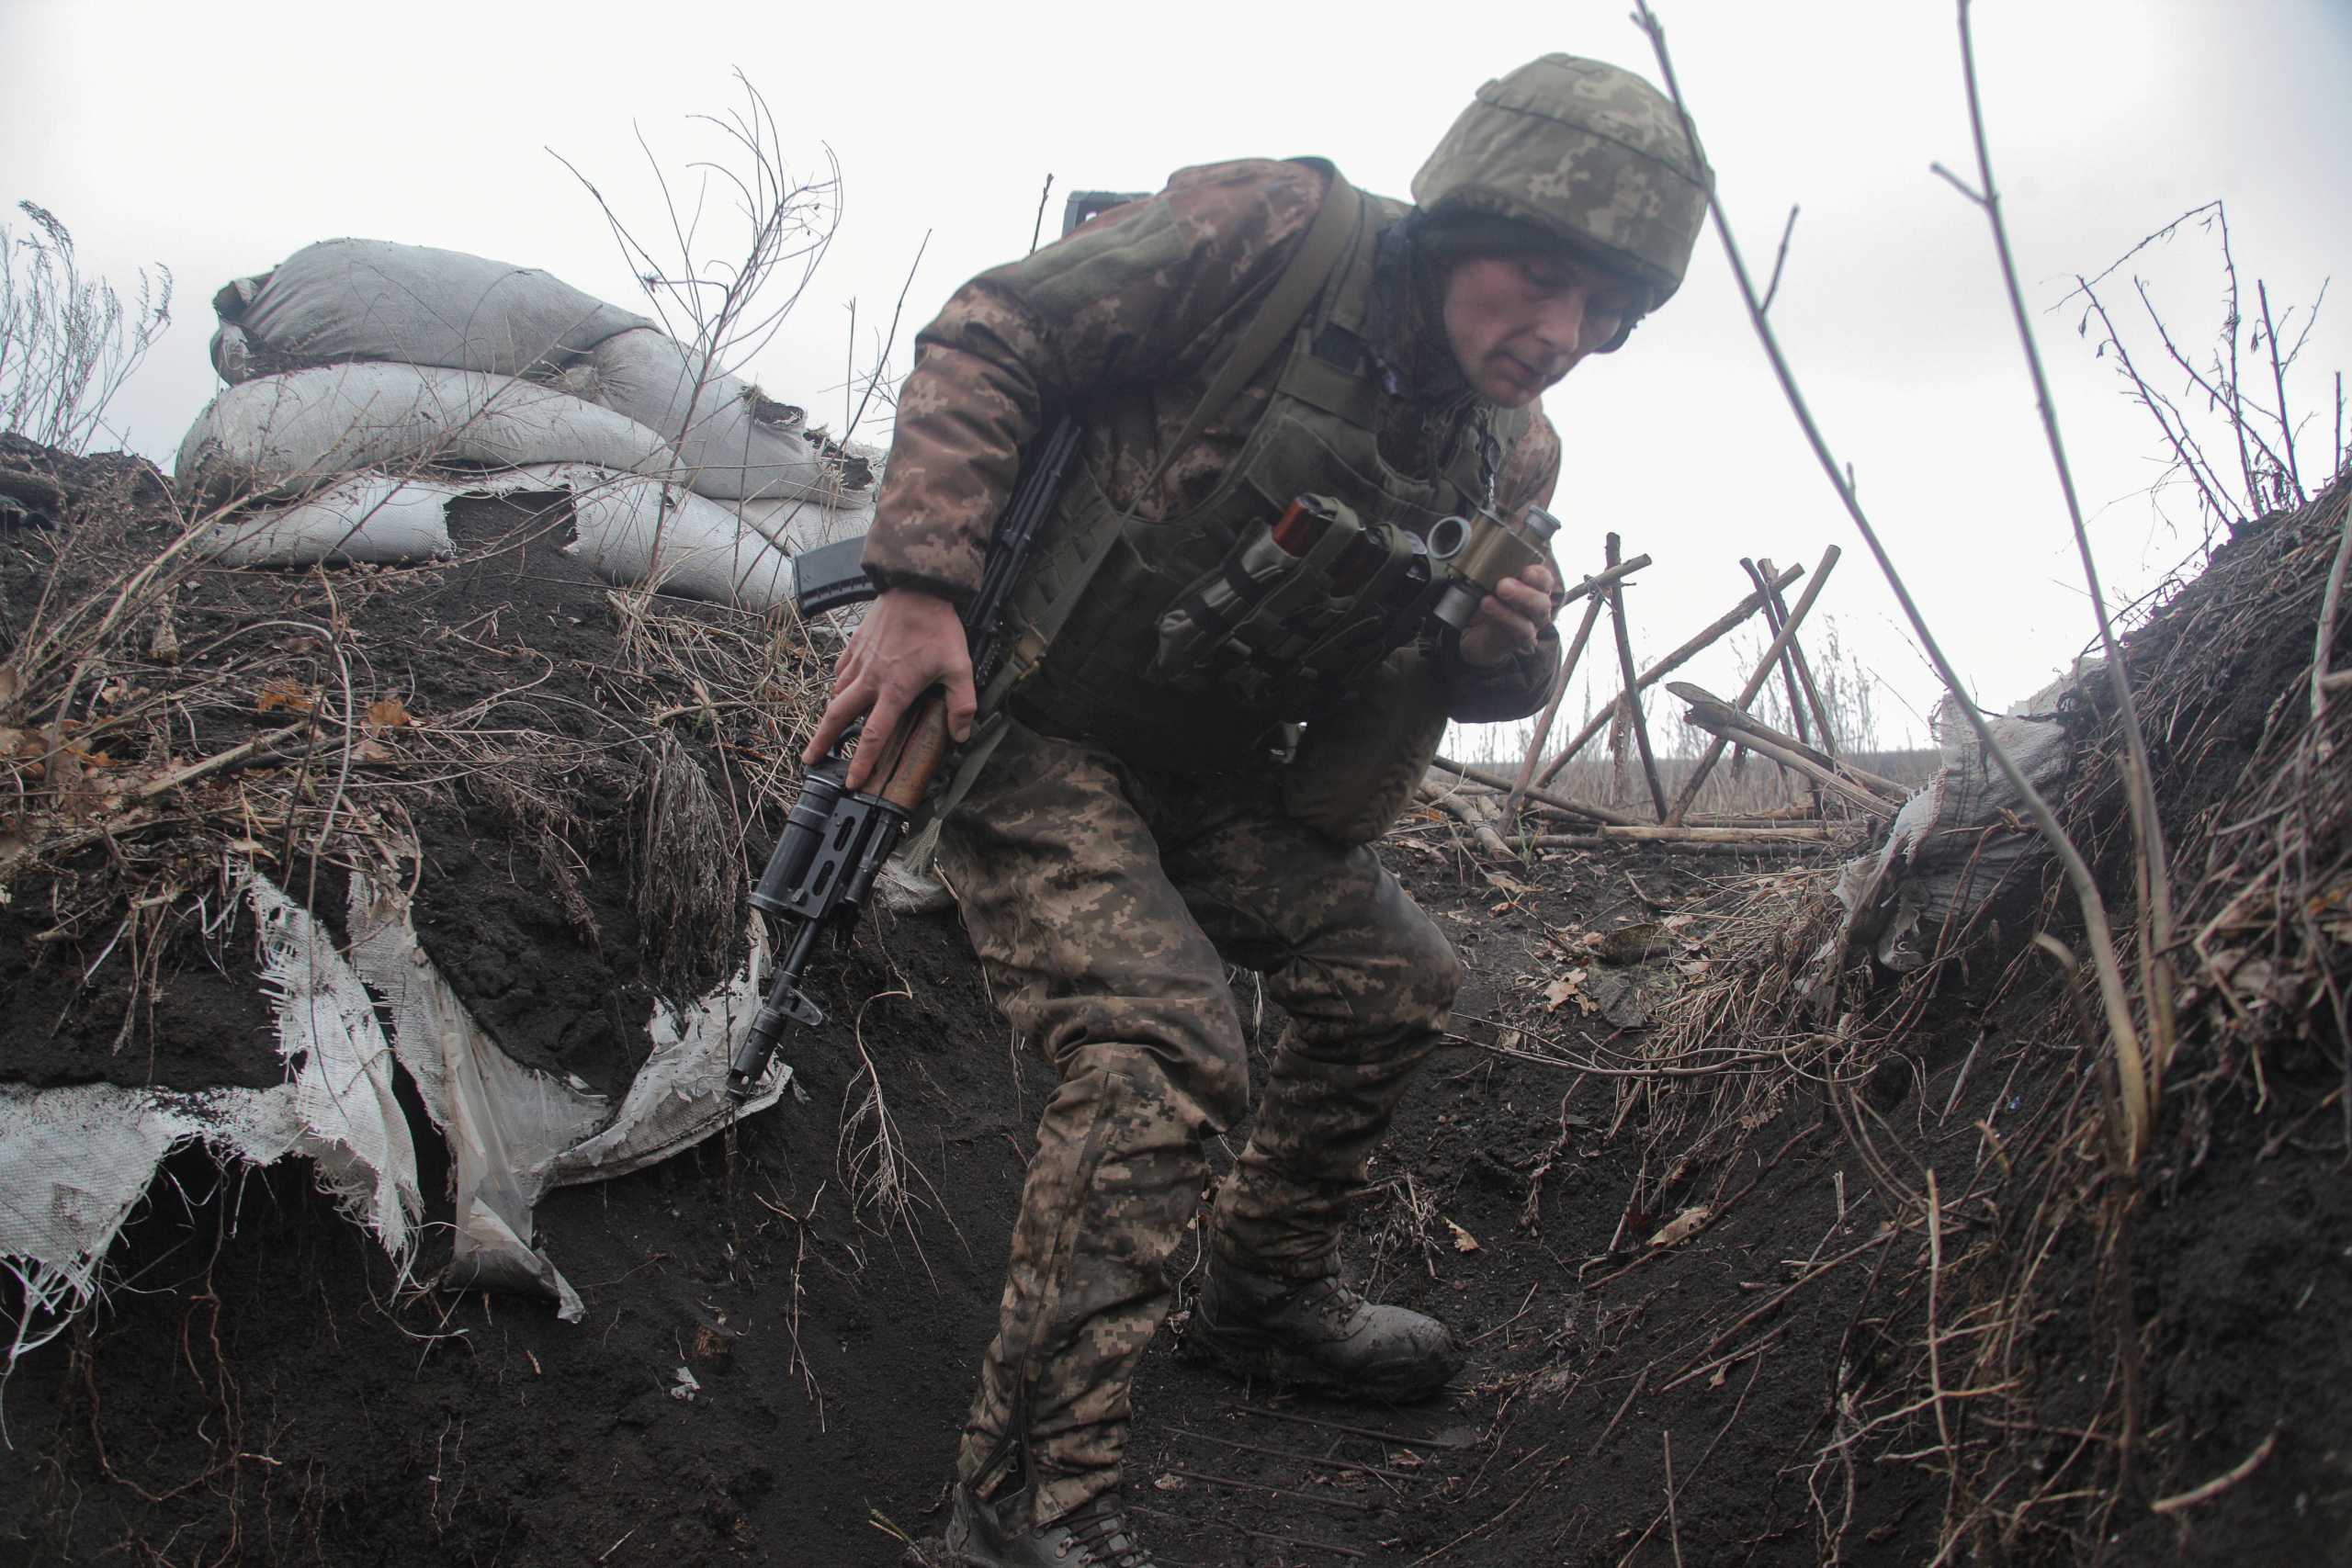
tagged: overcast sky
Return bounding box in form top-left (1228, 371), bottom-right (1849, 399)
top-left (6, 0), bottom-right (2346, 749)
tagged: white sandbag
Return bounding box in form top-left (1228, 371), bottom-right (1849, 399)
top-left (734, 485), bottom-right (878, 554)
top-left (1826, 692), bottom-right (2075, 975)
top-left (175, 363), bottom-right (674, 502)
top-left (188, 462), bottom-right (875, 618)
top-left (554, 467), bottom-right (798, 609)
top-left (200, 471), bottom-right (460, 565)
top-left (582, 328), bottom-right (837, 502)
top-left (209, 238), bottom-right (650, 384)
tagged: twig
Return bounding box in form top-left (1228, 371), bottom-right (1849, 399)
top-left (1668, 682), bottom-right (1902, 815)
top-left (1418, 779), bottom-right (1516, 859)
top-left (1926, 1169), bottom-right (1962, 1532)
top-left (2149, 1431), bottom-right (2277, 1517)
top-left (1589, 1365), bottom-right (1651, 1458)
top-left (1953, 0), bottom-right (2178, 1120)
top-left (2256, 280), bottom-right (2304, 502)
top-left (1742, 556), bottom-right (1812, 749)
top-left (842, 230), bottom-right (931, 445)
top-left (1028, 173), bottom-right (1055, 255)
top-left (2071, 274), bottom-right (2243, 530)
top-left (1662, 1429), bottom-right (1686, 1568)
top-left (2314, 502), bottom-right (2352, 726)
top-left (1633, 0), bottom-right (2159, 1163)
top-left (1759, 204), bottom-right (1800, 316)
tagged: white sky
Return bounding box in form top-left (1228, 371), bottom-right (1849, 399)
top-left (6, 0), bottom-right (2346, 749)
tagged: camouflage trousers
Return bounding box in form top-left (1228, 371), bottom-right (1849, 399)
top-left (935, 719), bottom-right (1463, 1529)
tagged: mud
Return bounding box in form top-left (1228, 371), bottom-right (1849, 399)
top-left (6, 446), bottom-right (2347, 1566)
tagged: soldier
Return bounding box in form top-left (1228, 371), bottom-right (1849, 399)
top-left (804, 53), bottom-right (1711, 1568)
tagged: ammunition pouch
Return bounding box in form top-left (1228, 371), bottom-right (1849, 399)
top-left (1151, 494), bottom-right (1436, 706)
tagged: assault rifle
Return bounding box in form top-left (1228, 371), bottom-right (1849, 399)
top-left (725, 417), bottom-right (1084, 1100)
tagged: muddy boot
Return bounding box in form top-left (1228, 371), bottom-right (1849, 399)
top-left (945, 1487), bottom-right (1157, 1568)
top-left (1188, 1258), bottom-right (1464, 1401)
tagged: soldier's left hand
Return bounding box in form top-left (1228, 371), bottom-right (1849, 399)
top-left (1457, 561), bottom-right (1557, 667)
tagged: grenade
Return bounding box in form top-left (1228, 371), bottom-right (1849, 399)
top-left (1427, 504), bottom-right (1562, 629)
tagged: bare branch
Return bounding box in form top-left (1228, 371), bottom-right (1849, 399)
top-left (1630, 0), bottom-right (2158, 1161)
top-left (1759, 204), bottom-right (1800, 316)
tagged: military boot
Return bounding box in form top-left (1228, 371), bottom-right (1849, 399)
top-left (946, 1487), bottom-right (1157, 1568)
top-left (1188, 1257), bottom-right (1464, 1401)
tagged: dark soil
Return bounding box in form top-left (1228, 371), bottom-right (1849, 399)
top-left (6, 448), bottom-right (2347, 1568)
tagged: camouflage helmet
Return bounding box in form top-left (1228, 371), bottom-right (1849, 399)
top-left (1412, 54), bottom-right (1713, 313)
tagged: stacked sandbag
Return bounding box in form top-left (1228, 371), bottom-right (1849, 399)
top-left (179, 238), bottom-right (875, 609)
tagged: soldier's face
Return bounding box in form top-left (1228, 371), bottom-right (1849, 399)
top-left (1440, 254), bottom-right (1641, 407)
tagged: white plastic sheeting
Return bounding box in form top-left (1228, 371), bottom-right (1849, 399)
top-left (0, 1083), bottom-right (302, 1366)
top-left (0, 862), bottom-right (789, 1354)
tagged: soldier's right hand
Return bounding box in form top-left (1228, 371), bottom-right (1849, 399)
top-left (803, 589), bottom-right (978, 792)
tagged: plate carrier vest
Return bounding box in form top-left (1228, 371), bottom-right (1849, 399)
top-left (978, 164), bottom-right (1532, 778)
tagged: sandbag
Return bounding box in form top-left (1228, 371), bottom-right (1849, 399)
top-left (1828, 689), bottom-right (2075, 974)
top-left (175, 364), bottom-right (673, 504)
top-left (209, 238), bottom-right (651, 384)
top-left (579, 328), bottom-right (835, 502)
top-left (199, 472), bottom-right (460, 565)
top-left (192, 463), bottom-right (873, 617)
top-left (556, 466), bottom-right (797, 608)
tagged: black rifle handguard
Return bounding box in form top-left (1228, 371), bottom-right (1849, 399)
top-left (726, 417), bottom-right (1083, 1100)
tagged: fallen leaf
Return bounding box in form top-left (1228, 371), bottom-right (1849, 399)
top-left (256, 679), bottom-right (316, 714)
top-left (364, 696), bottom-right (413, 730)
top-left (1445, 1218), bottom-right (1481, 1254)
top-left (1543, 970), bottom-right (1598, 1015)
top-left (1646, 1205), bottom-right (1712, 1248)
top-left (1484, 870), bottom-right (1534, 897)
top-left (1152, 1473), bottom-right (1187, 1493)
top-left (1495, 1027), bottom-right (1522, 1053)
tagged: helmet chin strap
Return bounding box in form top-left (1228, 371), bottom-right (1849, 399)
top-left (1596, 312), bottom-right (1645, 355)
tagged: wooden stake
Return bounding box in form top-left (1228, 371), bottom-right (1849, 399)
top-left (1668, 682), bottom-right (1903, 818)
top-left (1533, 561), bottom-right (1802, 791)
top-left (1509, 592), bottom-right (1604, 824)
top-left (1508, 550), bottom-right (1650, 821)
top-left (1759, 557), bottom-right (1841, 757)
top-left (1604, 534), bottom-right (1669, 819)
top-left (1665, 545), bottom-right (1841, 826)
top-left (1429, 754), bottom-right (1642, 827)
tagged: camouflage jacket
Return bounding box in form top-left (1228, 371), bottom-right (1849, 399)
top-left (862, 158), bottom-right (1566, 722)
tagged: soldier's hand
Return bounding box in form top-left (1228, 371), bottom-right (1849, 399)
top-left (1457, 561), bottom-right (1558, 667)
top-left (803, 588), bottom-right (977, 791)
